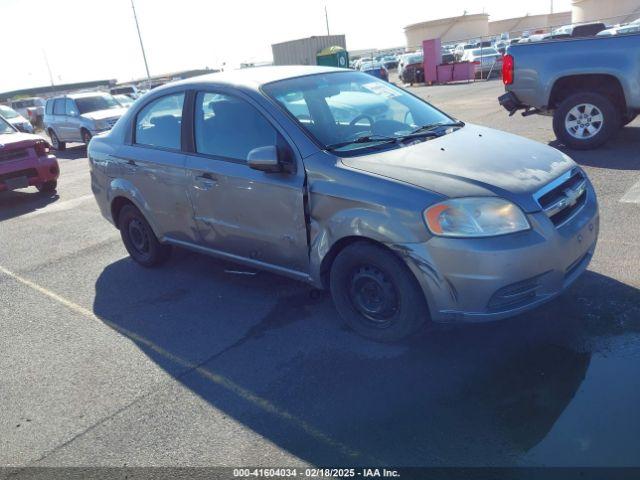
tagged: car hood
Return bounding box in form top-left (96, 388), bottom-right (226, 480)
top-left (81, 108), bottom-right (127, 121)
top-left (7, 116), bottom-right (29, 125)
top-left (340, 123), bottom-right (575, 212)
top-left (0, 131), bottom-right (41, 148)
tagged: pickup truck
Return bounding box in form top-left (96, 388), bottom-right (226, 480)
top-left (499, 33), bottom-right (640, 149)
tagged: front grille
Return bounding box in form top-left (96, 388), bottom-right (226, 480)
top-left (0, 148), bottom-right (28, 163)
top-left (106, 118), bottom-right (119, 128)
top-left (535, 169), bottom-right (588, 227)
top-left (487, 273), bottom-right (547, 311)
top-left (0, 168), bottom-right (38, 181)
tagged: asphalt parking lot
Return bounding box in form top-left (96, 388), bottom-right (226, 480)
top-left (1, 78), bottom-right (639, 468)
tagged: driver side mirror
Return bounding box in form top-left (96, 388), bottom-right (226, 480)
top-left (247, 145), bottom-right (282, 173)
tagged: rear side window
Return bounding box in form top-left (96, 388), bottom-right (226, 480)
top-left (135, 93), bottom-right (185, 150)
top-left (53, 99), bottom-right (66, 115)
top-left (194, 92), bottom-right (277, 161)
top-left (46, 100), bottom-right (54, 115)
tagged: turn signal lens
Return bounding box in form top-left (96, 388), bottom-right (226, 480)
top-left (34, 140), bottom-right (50, 157)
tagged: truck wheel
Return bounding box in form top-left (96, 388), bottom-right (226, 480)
top-left (553, 92), bottom-right (620, 150)
top-left (81, 129), bottom-right (92, 145)
top-left (118, 204), bottom-right (171, 267)
top-left (37, 181), bottom-right (57, 194)
top-left (329, 241), bottom-right (428, 342)
top-left (49, 130), bottom-right (66, 151)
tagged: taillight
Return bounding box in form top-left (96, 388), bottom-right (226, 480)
top-left (503, 54), bottom-right (514, 85)
top-left (34, 140), bottom-right (50, 157)
top-left (473, 60), bottom-right (481, 65)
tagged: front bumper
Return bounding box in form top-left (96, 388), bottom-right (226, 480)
top-left (395, 185), bottom-right (599, 323)
top-left (0, 154), bottom-right (59, 192)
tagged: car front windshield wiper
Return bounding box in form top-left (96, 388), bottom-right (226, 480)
top-left (410, 121), bottom-right (465, 135)
top-left (325, 135), bottom-right (399, 151)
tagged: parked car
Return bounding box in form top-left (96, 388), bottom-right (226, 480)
top-left (454, 43), bottom-right (476, 61)
top-left (381, 56), bottom-right (399, 70)
top-left (114, 94), bottom-right (135, 108)
top-left (0, 105), bottom-right (34, 133)
top-left (499, 33), bottom-right (640, 149)
top-left (110, 85), bottom-right (139, 98)
top-left (0, 116), bottom-right (59, 193)
top-left (44, 92), bottom-right (126, 150)
top-left (597, 23), bottom-right (640, 36)
top-left (89, 66), bottom-right (599, 342)
top-left (359, 61), bottom-right (389, 81)
top-left (398, 53), bottom-right (424, 84)
top-left (461, 48), bottom-right (503, 77)
top-left (9, 97), bottom-right (45, 126)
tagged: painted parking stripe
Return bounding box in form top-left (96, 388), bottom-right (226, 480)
top-left (0, 264), bottom-right (368, 461)
top-left (22, 194), bottom-right (95, 219)
top-left (621, 177), bottom-right (640, 204)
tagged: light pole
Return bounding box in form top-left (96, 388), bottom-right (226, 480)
top-left (325, 5), bottom-right (330, 36)
top-left (130, 0), bottom-right (151, 86)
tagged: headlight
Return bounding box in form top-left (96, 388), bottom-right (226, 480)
top-left (424, 197), bottom-right (530, 238)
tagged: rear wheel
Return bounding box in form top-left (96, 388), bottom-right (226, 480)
top-left (37, 181), bottom-right (57, 194)
top-left (49, 130), bottom-right (66, 151)
top-left (552, 92), bottom-right (620, 150)
top-left (118, 204), bottom-right (171, 267)
top-left (329, 241), bottom-right (428, 342)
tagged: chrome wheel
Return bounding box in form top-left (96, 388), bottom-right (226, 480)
top-left (50, 131), bottom-right (59, 149)
top-left (565, 103), bottom-right (604, 139)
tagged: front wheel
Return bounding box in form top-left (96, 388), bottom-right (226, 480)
top-left (118, 204), bottom-right (172, 267)
top-left (81, 129), bottom-right (92, 145)
top-left (49, 130), bottom-right (66, 151)
top-left (37, 181), bottom-right (57, 194)
top-left (329, 241), bottom-right (428, 342)
top-left (552, 92), bottom-right (620, 150)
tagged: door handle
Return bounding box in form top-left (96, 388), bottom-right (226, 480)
top-left (194, 173), bottom-right (217, 190)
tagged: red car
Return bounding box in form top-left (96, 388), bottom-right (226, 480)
top-left (0, 116), bottom-right (59, 193)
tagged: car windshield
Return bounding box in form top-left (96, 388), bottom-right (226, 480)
top-left (0, 105), bottom-right (20, 119)
top-left (0, 116), bottom-right (15, 134)
top-left (264, 71), bottom-right (456, 154)
top-left (471, 48), bottom-right (499, 56)
top-left (114, 94), bottom-right (134, 107)
top-left (74, 95), bottom-right (120, 114)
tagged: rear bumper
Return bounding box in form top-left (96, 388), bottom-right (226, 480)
top-left (394, 184), bottom-right (599, 323)
top-left (0, 154), bottom-right (59, 192)
top-left (499, 91), bottom-right (525, 113)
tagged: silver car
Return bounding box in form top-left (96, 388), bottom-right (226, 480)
top-left (89, 66), bottom-right (599, 342)
top-left (44, 92), bottom-right (126, 150)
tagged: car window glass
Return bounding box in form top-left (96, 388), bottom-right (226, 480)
top-left (194, 92), bottom-right (277, 161)
top-left (46, 101), bottom-right (54, 115)
top-left (135, 93), bottom-right (185, 150)
top-left (65, 99), bottom-right (78, 116)
top-left (53, 99), bottom-right (66, 115)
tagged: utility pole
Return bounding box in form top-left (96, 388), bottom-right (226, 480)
top-left (325, 5), bottom-right (330, 36)
top-left (42, 49), bottom-right (54, 87)
top-left (130, 0), bottom-right (151, 86)
top-left (550, 0), bottom-right (554, 14)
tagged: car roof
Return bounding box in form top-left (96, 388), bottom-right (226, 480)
top-left (164, 65), bottom-right (345, 91)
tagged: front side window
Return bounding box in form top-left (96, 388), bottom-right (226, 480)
top-left (0, 117), bottom-right (15, 134)
top-left (46, 101), bottom-right (54, 115)
top-left (53, 99), bottom-right (66, 115)
top-left (135, 93), bottom-right (185, 150)
top-left (263, 71), bottom-right (453, 153)
top-left (65, 99), bottom-right (78, 116)
top-left (194, 92), bottom-right (277, 161)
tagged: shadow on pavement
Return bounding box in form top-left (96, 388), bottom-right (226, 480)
top-left (53, 145), bottom-right (87, 161)
top-left (93, 253), bottom-right (640, 466)
top-left (550, 126), bottom-right (640, 171)
top-left (0, 190), bottom-right (59, 221)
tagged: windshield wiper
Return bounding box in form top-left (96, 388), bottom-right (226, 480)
top-left (410, 121), bottom-right (465, 135)
top-left (326, 135), bottom-right (399, 151)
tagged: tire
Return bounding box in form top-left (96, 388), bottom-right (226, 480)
top-left (49, 129), bottom-right (66, 151)
top-left (552, 92), bottom-right (620, 150)
top-left (81, 129), bottom-right (92, 145)
top-left (37, 181), bottom-right (57, 193)
top-left (329, 241), bottom-right (428, 342)
top-left (622, 113), bottom-right (637, 127)
top-left (118, 204), bottom-right (171, 267)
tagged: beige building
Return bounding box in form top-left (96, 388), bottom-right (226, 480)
top-left (488, 11), bottom-right (572, 37)
top-left (571, 0), bottom-right (640, 24)
top-left (404, 13), bottom-right (489, 49)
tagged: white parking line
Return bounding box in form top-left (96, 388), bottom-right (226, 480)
top-left (22, 194), bottom-right (94, 218)
top-left (0, 264), bottom-right (368, 461)
top-left (621, 177), bottom-right (640, 204)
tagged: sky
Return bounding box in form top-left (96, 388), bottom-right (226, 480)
top-left (1, 0), bottom-right (571, 93)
